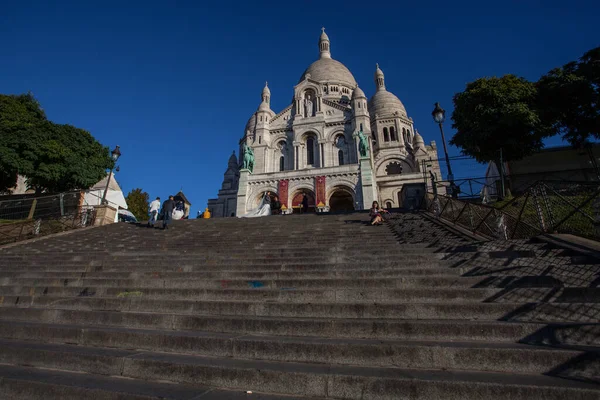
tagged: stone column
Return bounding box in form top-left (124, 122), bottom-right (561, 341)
top-left (263, 147), bottom-right (268, 173)
top-left (359, 156), bottom-right (377, 208)
top-left (236, 169), bottom-right (251, 216)
top-left (318, 141), bottom-right (326, 168)
top-left (294, 144), bottom-right (299, 170)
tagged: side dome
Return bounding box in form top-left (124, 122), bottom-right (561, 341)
top-left (299, 58), bottom-right (357, 86)
top-left (368, 91), bottom-right (407, 117)
top-left (368, 64), bottom-right (407, 117)
top-left (414, 130), bottom-right (425, 149)
top-left (352, 85), bottom-right (366, 99)
top-left (245, 113), bottom-right (256, 133)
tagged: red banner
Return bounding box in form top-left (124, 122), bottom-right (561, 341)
top-left (278, 179), bottom-right (289, 208)
top-left (315, 176), bottom-right (326, 206)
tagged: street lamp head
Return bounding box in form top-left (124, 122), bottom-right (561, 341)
top-left (432, 102), bottom-right (446, 124)
top-left (111, 145), bottom-right (121, 162)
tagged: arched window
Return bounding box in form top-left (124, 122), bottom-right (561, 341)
top-left (279, 156), bottom-right (285, 171)
top-left (307, 137), bottom-right (315, 165)
top-left (402, 128), bottom-right (407, 142)
top-left (386, 162), bottom-right (403, 175)
top-left (390, 127), bottom-right (396, 141)
top-left (406, 128), bottom-right (411, 142)
top-left (359, 123), bottom-right (363, 131)
top-left (338, 150), bottom-right (344, 166)
top-left (386, 201), bottom-right (392, 209)
top-left (383, 127), bottom-right (390, 142)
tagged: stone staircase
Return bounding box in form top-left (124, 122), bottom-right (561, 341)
top-left (0, 212), bottom-right (598, 399)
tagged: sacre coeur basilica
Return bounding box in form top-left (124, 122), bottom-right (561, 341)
top-left (208, 29), bottom-right (441, 217)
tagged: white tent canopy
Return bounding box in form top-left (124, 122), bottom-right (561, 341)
top-left (83, 173), bottom-right (129, 221)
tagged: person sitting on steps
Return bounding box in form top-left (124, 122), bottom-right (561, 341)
top-left (369, 201), bottom-right (388, 226)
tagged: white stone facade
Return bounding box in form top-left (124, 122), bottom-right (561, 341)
top-left (208, 29), bottom-right (441, 216)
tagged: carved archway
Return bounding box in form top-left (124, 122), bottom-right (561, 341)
top-left (291, 190), bottom-right (316, 213)
top-left (328, 186), bottom-right (355, 212)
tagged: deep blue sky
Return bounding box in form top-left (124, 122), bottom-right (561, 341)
top-left (1, 1), bottom-right (598, 214)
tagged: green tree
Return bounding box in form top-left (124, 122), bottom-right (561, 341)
top-left (450, 75), bottom-right (553, 168)
top-left (0, 93), bottom-right (113, 193)
top-left (0, 93), bottom-right (46, 192)
top-left (537, 47), bottom-right (600, 147)
top-left (125, 188), bottom-right (150, 221)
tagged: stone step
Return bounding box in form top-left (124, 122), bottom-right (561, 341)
top-left (0, 322), bottom-right (591, 375)
top-left (0, 254), bottom-right (448, 268)
top-left (0, 233), bottom-right (396, 244)
top-left (2, 285), bottom-right (599, 304)
top-left (0, 260), bottom-right (454, 271)
top-left (1, 306), bottom-right (598, 346)
top-left (0, 244), bottom-right (433, 258)
top-left (1, 211), bottom-right (598, 398)
top-left (0, 266), bottom-right (461, 279)
top-left (0, 249), bottom-right (446, 259)
top-left (0, 276), bottom-right (480, 289)
top-left (0, 364), bottom-right (312, 399)
top-left (1, 296), bottom-right (598, 322)
top-left (0, 236), bottom-right (413, 250)
top-left (0, 339), bottom-right (597, 399)
top-left (0, 286), bottom-right (502, 303)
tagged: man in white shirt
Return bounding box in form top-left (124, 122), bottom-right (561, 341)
top-left (148, 197), bottom-right (161, 226)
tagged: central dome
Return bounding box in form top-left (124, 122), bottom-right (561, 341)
top-left (299, 58), bottom-right (356, 86)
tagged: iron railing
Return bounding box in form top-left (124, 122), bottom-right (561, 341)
top-left (0, 192), bottom-right (97, 246)
top-left (423, 181), bottom-right (600, 241)
top-left (431, 167), bottom-right (600, 203)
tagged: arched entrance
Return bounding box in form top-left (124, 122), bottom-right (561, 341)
top-left (291, 190), bottom-right (315, 213)
top-left (329, 188), bottom-right (355, 212)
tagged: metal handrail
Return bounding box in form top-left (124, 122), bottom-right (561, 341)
top-left (422, 180), bottom-right (600, 241)
top-left (0, 191), bottom-right (99, 246)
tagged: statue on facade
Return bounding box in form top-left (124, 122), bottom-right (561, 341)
top-left (356, 130), bottom-right (369, 158)
top-left (304, 95), bottom-right (314, 117)
top-left (241, 144), bottom-right (254, 172)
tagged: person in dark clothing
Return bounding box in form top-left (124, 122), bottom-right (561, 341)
top-left (271, 195), bottom-right (282, 215)
top-left (161, 195), bottom-right (175, 230)
top-left (301, 193), bottom-right (309, 213)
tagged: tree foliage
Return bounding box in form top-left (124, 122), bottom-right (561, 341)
top-left (537, 47), bottom-right (600, 147)
top-left (450, 47), bottom-right (599, 165)
top-left (450, 75), bottom-right (552, 165)
top-left (0, 93), bottom-right (113, 193)
top-left (125, 188), bottom-right (150, 221)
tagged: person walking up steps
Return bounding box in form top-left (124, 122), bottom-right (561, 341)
top-left (148, 197), bottom-right (160, 227)
top-left (161, 195), bottom-right (175, 230)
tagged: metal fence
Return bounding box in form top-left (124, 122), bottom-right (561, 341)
top-left (0, 192), bottom-right (97, 246)
top-left (423, 181), bottom-right (600, 241)
top-left (431, 167), bottom-right (600, 203)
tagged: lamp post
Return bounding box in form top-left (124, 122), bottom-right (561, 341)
top-left (101, 145), bottom-right (122, 205)
top-left (431, 102), bottom-right (457, 198)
